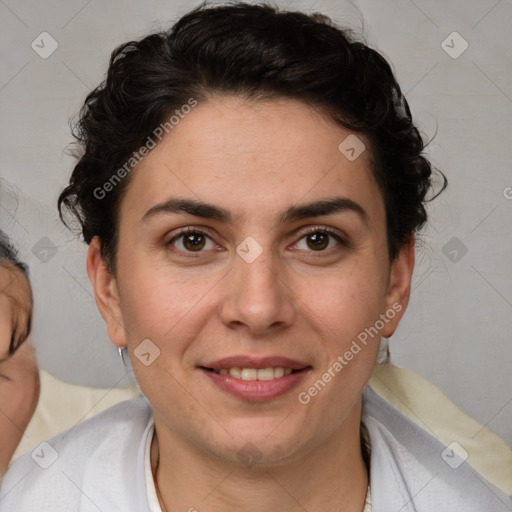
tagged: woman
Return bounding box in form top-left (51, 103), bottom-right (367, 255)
top-left (1, 3), bottom-right (509, 511)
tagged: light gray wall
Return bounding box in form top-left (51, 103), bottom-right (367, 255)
top-left (1, 0), bottom-right (511, 445)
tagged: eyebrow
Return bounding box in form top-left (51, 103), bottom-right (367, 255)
top-left (142, 197), bottom-right (368, 225)
top-left (280, 197), bottom-right (367, 224)
top-left (142, 198), bottom-right (233, 223)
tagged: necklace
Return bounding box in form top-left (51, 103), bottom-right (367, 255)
top-left (151, 433), bottom-right (169, 512)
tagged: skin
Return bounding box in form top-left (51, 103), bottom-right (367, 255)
top-left (88, 96), bottom-right (414, 512)
top-left (0, 262), bottom-right (39, 476)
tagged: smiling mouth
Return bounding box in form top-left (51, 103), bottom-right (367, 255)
top-left (200, 366), bottom-right (307, 381)
top-left (199, 361), bottom-right (312, 401)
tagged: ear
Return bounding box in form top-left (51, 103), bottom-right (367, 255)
top-left (381, 236), bottom-right (415, 338)
top-left (86, 237), bottom-right (126, 348)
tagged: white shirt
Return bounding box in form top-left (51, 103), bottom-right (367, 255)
top-left (1, 387), bottom-right (510, 511)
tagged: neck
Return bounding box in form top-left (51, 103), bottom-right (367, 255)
top-left (151, 399), bottom-right (369, 512)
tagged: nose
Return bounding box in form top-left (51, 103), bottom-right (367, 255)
top-left (218, 251), bottom-right (296, 336)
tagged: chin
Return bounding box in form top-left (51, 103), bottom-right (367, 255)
top-left (203, 420), bottom-right (313, 467)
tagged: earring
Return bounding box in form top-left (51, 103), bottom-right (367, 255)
top-left (118, 346), bottom-right (130, 370)
top-left (376, 337), bottom-right (390, 364)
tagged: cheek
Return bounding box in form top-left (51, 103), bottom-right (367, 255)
top-left (296, 260), bottom-right (388, 340)
top-left (294, 267), bottom-right (386, 423)
top-left (117, 261), bottom-right (217, 346)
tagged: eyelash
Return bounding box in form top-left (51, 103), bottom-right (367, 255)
top-left (166, 225), bottom-right (347, 256)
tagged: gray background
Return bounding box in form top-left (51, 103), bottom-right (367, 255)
top-left (1, 0), bottom-right (511, 445)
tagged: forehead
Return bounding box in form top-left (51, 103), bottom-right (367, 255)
top-left (120, 95), bottom-right (384, 226)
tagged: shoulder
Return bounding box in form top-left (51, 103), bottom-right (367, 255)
top-left (0, 397), bottom-right (153, 512)
top-left (363, 382), bottom-right (512, 511)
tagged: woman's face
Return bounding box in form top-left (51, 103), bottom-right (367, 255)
top-left (89, 96), bottom-right (413, 466)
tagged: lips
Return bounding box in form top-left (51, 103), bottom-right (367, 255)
top-left (199, 355), bottom-right (311, 401)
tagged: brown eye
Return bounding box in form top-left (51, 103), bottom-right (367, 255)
top-left (306, 232), bottom-right (329, 251)
top-left (168, 228), bottom-right (217, 254)
top-left (294, 228), bottom-right (344, 253)
top-left (182, 232), bottom-right (206, 251)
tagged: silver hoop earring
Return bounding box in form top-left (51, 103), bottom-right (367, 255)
top-left (118, 346), bottom-right (129, 370)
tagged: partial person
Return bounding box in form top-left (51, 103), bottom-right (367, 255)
top-left (0, 231), bottom-right (39, 476)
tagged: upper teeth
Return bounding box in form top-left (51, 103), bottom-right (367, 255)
top-left (217, 367), bottom-right (293, 380)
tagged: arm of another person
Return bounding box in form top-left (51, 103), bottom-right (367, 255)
top-left (0, 259), bottom-right (40, 476)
